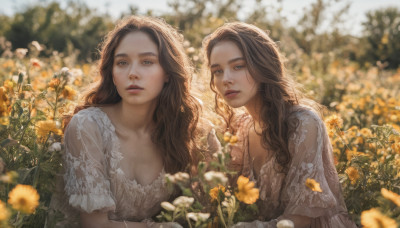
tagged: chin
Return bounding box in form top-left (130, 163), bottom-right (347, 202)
top-left (225, 101), bottom-right (245, 109)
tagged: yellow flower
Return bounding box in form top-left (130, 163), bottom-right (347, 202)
top-left (48, 78), bottom-right (60, 89)
top-left (62, 86), bottom-right (77, 100)
top-left (305, 178), bottom-right (322, 192)
top-left (325, 114), bottom-right (343, 131)
top-left (8, 184), bottom-right (40, 214)
top-left (345, 147), bottom-right (364, 161)
top-left (381, 188), bottom-right (400, 207)
top-left (0, 87), bottom-right (10, 125)
top-left (223, 131), bottom-right (232, 142)
top-left (229, 135), bottom-right (238, 144)
top-left (360, 128), bottom-right (372, 137)
top-left (209, 184), bottom-right (226, 201)
top-left (361, 208), bottom-right (397, 228)
top-left (235, 176), bottom-right (259, 204)
top-left (35, 120), bottom-right (62, 141)
top-left (3, 80), bottom-right (14, 91)
top-left (0, 200), bottom-right (10, 221)
top-left (345, 167), bottom-right (360, 185)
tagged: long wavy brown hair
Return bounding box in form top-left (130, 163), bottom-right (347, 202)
top-left (68, 16), bottom-right (201, 174)
top-left (203, 22), bottom-right (320, 173)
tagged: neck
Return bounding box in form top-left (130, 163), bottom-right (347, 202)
top-left (116, 101), bottom-right (157, 133)
top-left (245, 95), bottom-right (263, 131)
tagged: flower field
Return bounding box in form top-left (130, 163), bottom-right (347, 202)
top-left (0, 38), bottom-right (399, 227)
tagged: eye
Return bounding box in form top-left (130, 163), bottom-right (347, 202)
top-left (116, 60), bottom-right (128, 66)
top-left (142, 60), bottom-right (154, 65)
top-left (233, 64), bottom-right (245, 70)
top-left (212, 69), bottom-right (223, 77)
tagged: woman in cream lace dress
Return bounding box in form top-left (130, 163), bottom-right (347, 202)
top-left (50, 16), bottom-right (200, 228)
top-left (202, 22), bottom-right (358, 228)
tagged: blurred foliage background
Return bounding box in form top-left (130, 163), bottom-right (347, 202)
top-left (0, 0), bottom-right (400, 227)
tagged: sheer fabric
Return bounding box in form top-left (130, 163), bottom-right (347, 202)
top-left (230, 106), bottom-right (357, 228)
top-left (51, 107), bottom-right (171, 224)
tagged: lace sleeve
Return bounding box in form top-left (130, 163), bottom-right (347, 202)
top-left (281, 110), bottom-right (339, 218)
top-left (63, 112), bottom-right (116, 213)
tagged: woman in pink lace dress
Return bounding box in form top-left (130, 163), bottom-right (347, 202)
top-left (50, 16), bottom-right (200, 227)
top-left (203, 22), bottom-right (358, 228)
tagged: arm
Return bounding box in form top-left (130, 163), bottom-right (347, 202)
top-left (63, 112), bottom-right (115, 216)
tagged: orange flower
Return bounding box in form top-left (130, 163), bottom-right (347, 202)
top-left (48, 78), bottom-right (60, 89)
top-left (325, 114), bottom-right (343, 131)
top-left (209, 184), bottom-right (226, 201)
top-left (35, 120), bottom-right (62, 141)
top-left (8, 184), bottom-right (40, 214)
top-left (381, 188), bottom-right (400, 207)
top-left (361, 208), bottom-right (397, 228)
top-left (223, 132), bottom-right (232, 142)
top-left (0, 200), bottom-right (10, 221)
top-left (62, 86), bottom-right (77, 100)
top-left (305, 178), bottom-right (322, 192)
top-left (235, 176), bottom-right (259, 204)
top-left (345, 167), bottom-right (360, 185)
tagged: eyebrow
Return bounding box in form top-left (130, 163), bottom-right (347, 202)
top-left (210, 57), bottom-right (245, 68)
top-left (114, 52), bottom-right (158, 58)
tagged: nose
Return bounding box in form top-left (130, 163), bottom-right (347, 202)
top-left (128, 64), bottom-right (140, 80)
top-left (222, 70), bottom-right (233, 86)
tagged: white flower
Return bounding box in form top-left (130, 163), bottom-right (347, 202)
top-left (221, 195), bottom-right (235, 208)
top-left (48, 142), bottom-right (61, 152)
top-left (69, 68), bottom-right (83, 84)
top-left (165, 173), bottom-right (176, 183)
top-left (172, 196), bottom-right (194, 208)
top-left (161, 202), bottom-right (176, 211)
top-left (174, 172), bottom-right (190, 182)
top-left (60, 67), bottom-right (70, 74)
top-left (204, 171), bottom-right (228, 185)
top-left (15, 48), bottom-right (28, 59)
top-left (31, 41), bottom-right (43, 51)
top-left (187, 47), bottom-right (195, 53)
top-left (187, 212), bottom-right (198, 221)
top-left (187, 212), bottom-right (210, 222)
top-left (277, 219), bottom-right (294, 228)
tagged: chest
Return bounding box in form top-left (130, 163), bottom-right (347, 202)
top-left (248, 129), bottom-right (269, 179)
top-left (116, 132), bottom-right (163, 186)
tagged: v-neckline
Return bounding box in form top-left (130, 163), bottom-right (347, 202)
top-left (92, 107), bottom-right (166, 188)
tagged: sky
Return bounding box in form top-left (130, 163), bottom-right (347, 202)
top-left (2, 0), bottom-right (400, 36)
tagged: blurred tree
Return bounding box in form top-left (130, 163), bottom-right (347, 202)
top-left (361, 7), bottom-right (400, 69)
top-left (5, 2), bottom-right (114, 61)
top-left (0, 15), bottom-right (11, 37)
top-left (163, 0), bottom-right (241, 48)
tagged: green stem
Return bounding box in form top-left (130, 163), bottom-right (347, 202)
top-left (217, 203), bottom-right (227, 228)
top-left (185, 211), bottom-right (193, 228)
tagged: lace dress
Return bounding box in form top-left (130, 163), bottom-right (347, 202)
top-left (230, 106), bottom-right (357, 228)
top-left (50, 107), bottom-right (172, 226)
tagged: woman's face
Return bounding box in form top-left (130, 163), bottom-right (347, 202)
top-left (112, 31), bottom-right (168, 107)
top-left (209, 40), bottom-right (259, 109)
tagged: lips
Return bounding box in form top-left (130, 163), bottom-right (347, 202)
top-left (224, 90), bottom-right (239, 98)
top-left (126, 85), bottom-right (144, 90)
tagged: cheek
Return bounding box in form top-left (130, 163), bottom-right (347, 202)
top-left (213, 78), bottom-right (224, 94)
